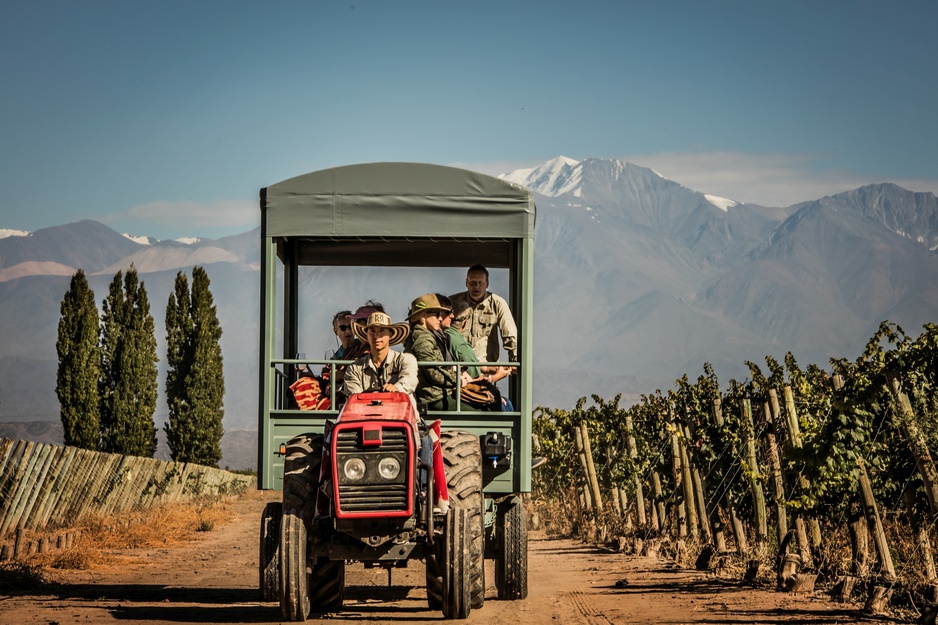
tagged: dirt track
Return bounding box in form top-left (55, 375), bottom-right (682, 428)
top-left (0, 490), bottom-right (897, 624)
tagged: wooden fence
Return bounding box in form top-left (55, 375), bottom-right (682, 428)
top-left (0, 437), bottom-right (254, 558)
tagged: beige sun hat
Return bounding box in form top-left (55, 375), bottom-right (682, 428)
top-left (352, 311), bottom-right (410, 346)
top-left (407, 293), bottom-right (452, 321)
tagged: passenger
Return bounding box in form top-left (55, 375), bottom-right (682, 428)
top-left (439, 296), bottom-right (514, 412)
top-left (405, 293), bottom-right (475, 412)
top-left (342, 312), bottom-right (417, 396)
top-left (449, 264), bottom-right (518, 363)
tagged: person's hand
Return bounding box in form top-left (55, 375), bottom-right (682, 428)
top-left (382, 383), bottom-right (399, 392)
top-left (499, 366), bottom-right (515, 377)
top-left (460, 370), bottom-right (472, 387)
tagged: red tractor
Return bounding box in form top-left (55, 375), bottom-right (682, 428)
top-left (261, 391), bottom-right (494, 620)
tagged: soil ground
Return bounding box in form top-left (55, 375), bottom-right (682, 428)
top-left (0, 490), bottom-right (902, 624)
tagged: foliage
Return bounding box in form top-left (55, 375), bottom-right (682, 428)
top-left (164, 267), bottom-right (225, 466)
top-left (532, 319), bottom-right (938, 590)
top-left (55, 269), bottom-right (101, 449)
top-left (98, 266), bottom-right (158, 456)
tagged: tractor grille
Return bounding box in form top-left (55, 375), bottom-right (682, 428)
top-left (335, 427), bottom-right (409, 513)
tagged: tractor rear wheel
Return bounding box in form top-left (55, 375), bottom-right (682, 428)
top-left (495, 497), bottom-right (528, 599)
top-left (440, 430), bottom-right (485, 609)
top-left (259, 501), bottom-right (282, 601)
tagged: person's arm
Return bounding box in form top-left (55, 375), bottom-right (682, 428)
top-left (495, 295), bottom-right (518, 361)
top-left (390, 352), bottom-right (419, 394)
top-left (342, 363), bottom-right (364, 396)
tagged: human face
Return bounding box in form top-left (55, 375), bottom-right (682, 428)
top-left (466, 271), bottom-right (488, 302)
top-left (440, 309), bottom-right (455, 329)
top-left (422, 310), bottom-right (443, 331)
top-left (333, 318), bottom-right (354, 348)
top-left (366, 326), bottom-right (391, 352)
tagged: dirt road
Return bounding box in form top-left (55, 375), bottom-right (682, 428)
top-left (0, 490), bottom-right (895, 624)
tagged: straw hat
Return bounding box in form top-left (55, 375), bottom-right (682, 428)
top-left (352, 311), bottom-right (410, 346)
top-left (407, 293), bottom-right (452, 321)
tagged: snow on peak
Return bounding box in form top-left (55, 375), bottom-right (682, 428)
top-left (175, 237), bottom-right (201, 245)
top-left (122, 233), bottom-right (154, 245)
top-left (704, 194), bottom-right (738, 212)
top-left (0, 228), bottom-right (31, 239)
top-left (500, 155), bottom-right (582, 197)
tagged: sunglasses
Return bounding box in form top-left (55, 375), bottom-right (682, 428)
top-left (337, 324), bottom-right (351, 331)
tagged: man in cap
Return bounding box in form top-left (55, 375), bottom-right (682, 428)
top-left (450, 264), bottom-right (517, 363)
top-left (342, 311), bottom-right (418, 396)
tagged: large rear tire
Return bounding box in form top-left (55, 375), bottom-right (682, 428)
top-left (495, 498), bottom-right (528, 600)
top-left (279, 434), bottom-right (323, 621)
top-left (440, 430), bottom-right (485, 609)
top-left (442, 507), bottom-right (471, 619)
top-left (259, 501), bottom-right (282, 601)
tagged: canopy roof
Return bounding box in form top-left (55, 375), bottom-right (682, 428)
top-left (261, 162), bottom-right (535, 240)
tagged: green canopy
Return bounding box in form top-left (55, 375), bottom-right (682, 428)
top-left (261, 162), bottom-right (535, 240)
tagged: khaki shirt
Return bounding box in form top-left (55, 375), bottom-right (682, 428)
top-left (449, 291), bottom-right (517, 363)
top-left (342, 350), bottom-right (418, 396)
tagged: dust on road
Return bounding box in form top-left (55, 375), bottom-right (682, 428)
top-left (0, 490), bottom-right (893, 624)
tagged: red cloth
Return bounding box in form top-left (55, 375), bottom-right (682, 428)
top-left (290, 376), bottom-right (330, 410)
top-left (428, 420), bottom-right (448, 512)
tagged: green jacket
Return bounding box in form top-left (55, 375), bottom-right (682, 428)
top-left (445, 327), bottom-right (481, 379)
top-left (406, 324), bottom-right (458, 407)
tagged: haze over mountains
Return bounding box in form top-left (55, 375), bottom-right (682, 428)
top-left (2, 156), bottom-right (936, 468)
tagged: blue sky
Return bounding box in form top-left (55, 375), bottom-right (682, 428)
top-left (2, 0), bottom-right (936, 241)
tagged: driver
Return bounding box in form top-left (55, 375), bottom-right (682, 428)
top-left (342, 311), bottom-right (418, 396)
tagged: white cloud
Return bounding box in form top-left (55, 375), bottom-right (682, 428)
top-left (616, 150), bottom-right (938, 207)
top-left (120, 198), bottom-right (257, 230)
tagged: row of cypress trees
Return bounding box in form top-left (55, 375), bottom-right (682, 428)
top-left (55, 265), bottom-right (224, 466)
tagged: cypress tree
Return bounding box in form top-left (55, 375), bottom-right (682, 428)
top-left (99, 266), bottom-right (158, 456)
top-left (164, 266), bottom-right (224, 465)
top-left (56, 269), bottom-right (101, 449)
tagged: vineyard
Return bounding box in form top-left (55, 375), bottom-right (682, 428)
top-left (531, 321), bottom-right (938, 621)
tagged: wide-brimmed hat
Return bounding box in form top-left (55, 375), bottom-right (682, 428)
top-left (408, 293), bottom-right (452, 321)
top-left (352, 311), bottom-right (410, 346)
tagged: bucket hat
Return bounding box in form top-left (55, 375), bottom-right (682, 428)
top-left (352, 311), bottom-right (410, 346)
top-left (348, 305), bottom-right (381, 321)
top-left (408, 293), bottom-right (452, 321)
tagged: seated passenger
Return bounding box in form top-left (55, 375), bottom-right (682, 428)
top-left (341, 312), bottom-right (417, 396)
top-left (405, 293), bottom-right (478, 412)
top-left (440, 296), bottom-right (514, 411)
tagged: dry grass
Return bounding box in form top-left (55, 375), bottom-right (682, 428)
top-left (20, 497), bottom-right (233, 571)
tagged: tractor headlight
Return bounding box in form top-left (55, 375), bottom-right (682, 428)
top-left (343, 457), bottom-right (366, 481)
top-left (378, 456), bottom-right (401, 480)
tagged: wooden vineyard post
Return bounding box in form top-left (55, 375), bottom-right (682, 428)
top-left (858, 456), bottom-right (896, 614)
top-left (760, 401), bottom-right (788, 549)
top-left (670, 418), bottom-right (688, 538)
top-left (712, 397), bottom-right (748, 556)
top-left (579, 422), bottom-right (603, 513)
top-left (684, 423), bottom-right (712, 544)
top-left (574, 425), bottom-right (593, 512)
top-left (650, 471), bottom-right (666, 533)
top-left (624, 412), bottom-right (647, 529)
top-left (781, 386), bottom-right (823, 557)
top-left (885, 371), bottom-right (938, 516)
top-left (828, 375), bottom-right (867, 602)
top-left (741, 397), bottom-right (767, 558)
top-left (674, 416), bottom-right (700, 541)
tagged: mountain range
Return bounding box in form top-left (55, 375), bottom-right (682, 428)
top-left (2, 156), bottom-right (936, 468)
